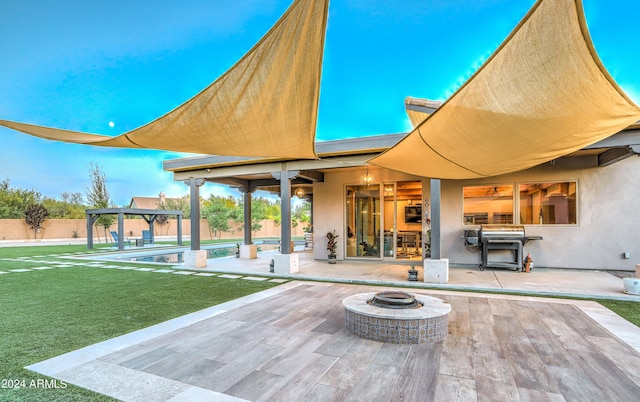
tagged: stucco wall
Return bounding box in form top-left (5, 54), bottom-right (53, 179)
top-left (443, 155), bottom-right (640, 270)
top-left (312, 156), bottom-right (640, 270)
top-left (0, 218), bottom-right (304, 243)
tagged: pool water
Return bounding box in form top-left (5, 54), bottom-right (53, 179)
top-left (127, 247), bottom-right (237, 263)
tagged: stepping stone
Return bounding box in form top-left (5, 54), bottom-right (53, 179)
top-left (115, 266), bottom-right (135, 270)
top-left (135, 268), bottom-right (156, 272)
top-left (242, 276), bottom-right (269, 281)
top-left (0, 271), bottom-right (8, 274)
top-left (193, 273), bottom-right (216, 277)
top-left (31, 267), bottom-right (54, 270)
top-left (172, 271), bottom-right (194, 275)
top-left (218, 274), bottom-right (242, 279)
top-left (268, 279), bottom-right (289, 283)
top-left (54, 265), bottom-right (73, 268)
top-left (9, 269), bottom-right (33, 273)
top-left (153, 269), bottom-right (174, 273)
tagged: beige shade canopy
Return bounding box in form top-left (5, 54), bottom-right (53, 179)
top-left (370, 0), bottom-right (640, 179)
top-left (0, 0), bottom-right (328, 159)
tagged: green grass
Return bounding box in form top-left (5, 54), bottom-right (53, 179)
top-left (599, 299), bottom-right (640, 327)
top-left (0, 245), bottom-right (280, 401)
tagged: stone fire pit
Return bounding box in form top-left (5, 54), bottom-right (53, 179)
top-left (342, 291), bottom-right (451, 345)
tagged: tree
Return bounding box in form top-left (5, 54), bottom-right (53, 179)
top-left (86, 163), bottom-right (115, 241)
top-left (164, 196), bottom-right (191, 219)
top-left (202, 195), bottom-right (236, 239)
top-left (0, 178), bottom-right (43, 219)
top-left (24, 203), bottom-right (49, 239)
top-left (43, 192), bottom-right (85, 218)
top-left (292, 200), bottom-right (311, 229)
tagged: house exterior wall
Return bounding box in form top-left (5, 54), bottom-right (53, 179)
top-left (313, 167), bottom-right (422, 261)
top-left (312, 155), bottom-right (640, 271)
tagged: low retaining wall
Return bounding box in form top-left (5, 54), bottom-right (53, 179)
top-left (0, 218), bottom-right (304, 242)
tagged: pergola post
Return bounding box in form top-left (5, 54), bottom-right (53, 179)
top-left (117, 212), bottom-right (125, 250)
top-left (86, 212), bottom-right (99, 249)
top-left (177, 214), bottom-right (183, 246)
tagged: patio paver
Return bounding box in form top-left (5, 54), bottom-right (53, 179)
top-left (27, 281), bottom-right (640, 401)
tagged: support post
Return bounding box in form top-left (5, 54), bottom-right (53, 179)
top-left (186, 178), bottom-right (205, 251)
top-left (430, 178), bottom-right (441, 260)
top-left (273, 169), bottom-right (297, 254)
top-left (177, 213), bottom-right (183, 246)
top-left (86, 213), bottom-right (98, 249)
top-left (243, 190), bottom-right (253, 245)
top-left (424, 178), bottom-right (448, 283)
top-left (117, 212), bottom-right (125, 251)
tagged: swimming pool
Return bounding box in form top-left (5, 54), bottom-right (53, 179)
top-left (91, 242), bottom-right (280, 264)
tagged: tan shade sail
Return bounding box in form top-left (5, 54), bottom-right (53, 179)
top-left (0, 0), bottom-right (328, 159)
top-left (370, 0), bottom-right (640, 179)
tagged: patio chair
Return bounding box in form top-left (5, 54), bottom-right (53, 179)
top-left (142, 230), bottom-right (154, 245)
top-left (401, 233), bottom-right (418, 255)
top-left (110, 231), bottom-right (131, 247)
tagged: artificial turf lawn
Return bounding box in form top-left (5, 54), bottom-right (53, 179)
top-left (0, 245), bottom-right (280, 401)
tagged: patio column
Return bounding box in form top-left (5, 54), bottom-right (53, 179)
top-left (238, 183), bottom-right (258, 259)
top-left (430, 179), bottom-right (441, 259)
top-left (237, 184), bottom-right (257, 245)
top-left (273, 169), bottom-right (297, 254)
top-left (271, 168), bottom-right (299, 274)
top-left (185, 178), bottom-right (205, 251)
top-left (424, 178), bottom-right (448, 284)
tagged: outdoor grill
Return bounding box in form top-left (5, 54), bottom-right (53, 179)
top-left (477, 224), bottom-right (541, 270)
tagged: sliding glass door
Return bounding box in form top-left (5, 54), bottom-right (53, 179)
top-left (345, 185), bottom-right (381, 258)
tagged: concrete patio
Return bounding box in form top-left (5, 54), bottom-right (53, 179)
top-left (177, 249), bottom-right (640, 302)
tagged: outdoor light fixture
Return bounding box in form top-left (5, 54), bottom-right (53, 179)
top-left (295, 188), bottom-right (305, 198)
top-left (361, 166), bottom-right (373, 186)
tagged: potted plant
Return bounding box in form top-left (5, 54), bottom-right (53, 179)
top-left (408, 263), bottom-right (418, 281)
top-left (326, 230), bottom-right (339, 264)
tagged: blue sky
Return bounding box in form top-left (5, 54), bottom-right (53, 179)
top-left (1, 0), bottom-right (638, 206)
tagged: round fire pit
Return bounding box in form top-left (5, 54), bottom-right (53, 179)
top-left (343, 291), bottom-right (451, 345)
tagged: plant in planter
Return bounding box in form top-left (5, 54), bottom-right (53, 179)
top-left (408, 263), bottom-right (419, 281)
top-left (326, 230), bottom-right (339, 264)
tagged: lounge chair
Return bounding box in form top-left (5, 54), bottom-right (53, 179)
top-left (142, 230), bottom-right (154, 245)
top-left (110, 231), bottom-right (131, 247)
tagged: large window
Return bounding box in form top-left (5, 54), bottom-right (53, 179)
top-left (463, 185), bottom-right (514, 224)
top-left (463, 181), bottom-right (577, 225)
top-left (519, 182), bottom-right (577, 224)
